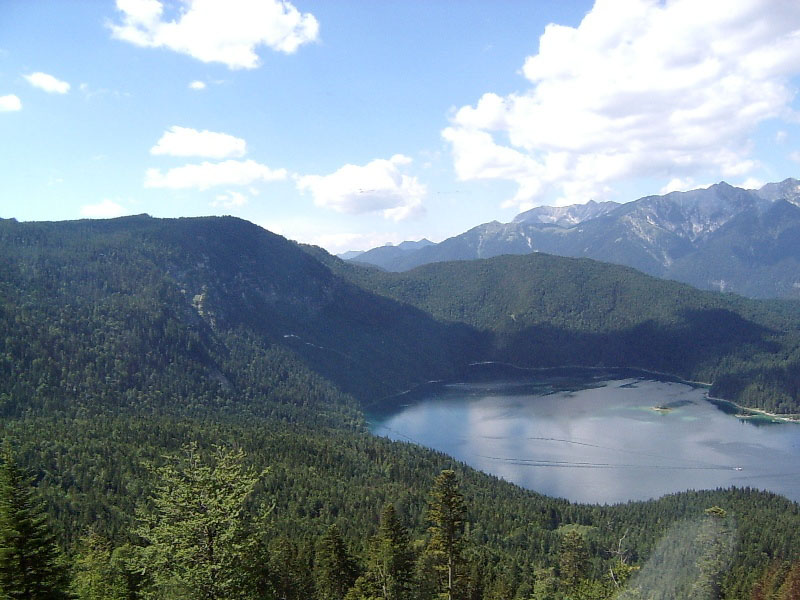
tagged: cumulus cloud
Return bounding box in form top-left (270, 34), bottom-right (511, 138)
top-left (0, 95), bottom-right (22, 111)
top-left (24, 72), bottom-right (70, 94)
top-left (211, 190), bottom-right (248, 209)
top-left (150, 126), bottom-right (246, 158)
top-left (80, 199), bottom-right (128, 218)
top-left (109, 0), bottom-right (319, 69)
top-left (296, 155), bottom-right (426, 221)
top-left (736, 176), bottom-right (764, 189)
top-left (145, 159), bottom-right (287, 190)
top-left (188, 80), bottom-right (206, 90)
top-left (443, 0), bottom-right (800, 209)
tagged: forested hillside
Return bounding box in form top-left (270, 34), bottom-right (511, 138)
top-left (321, 250), bottom-right (800, 415)
top-left (0, 215), bottom-right (799, 599)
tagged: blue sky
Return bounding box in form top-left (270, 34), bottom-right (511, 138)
top-left (3, 0), bottom-right (800, 253)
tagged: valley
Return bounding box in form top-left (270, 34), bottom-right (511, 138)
top-left (1, 214), bottom-right (799, 598)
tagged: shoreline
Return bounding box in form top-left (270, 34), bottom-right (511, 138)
top-left (705, 393), bottom-right (800, 424)
top-left (372, 362), bottom-right (800, 424)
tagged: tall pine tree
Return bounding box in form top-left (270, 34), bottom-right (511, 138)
top-left (425, 470), bottom-right (467, 600)
top-left (315, 524), bottom-right (359, 600)
top-left (0, 441), bottom-right (69, 600)
top-left (347, 504), bottom-right (416, 600)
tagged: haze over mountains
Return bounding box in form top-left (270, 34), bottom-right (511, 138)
top-left (347, 178), bottom-right (800, 299)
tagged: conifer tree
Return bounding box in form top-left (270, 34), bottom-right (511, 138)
top-left (425, 469), bottom-right (467, 600)
top-left (315, 524), bottom-right (359, 600)
top-left (0, 442), bottom-right (69, 600)
top-left (349, 504), bottom-right (416, 600)
top-left (558, 529), bottom-right (589, 591)
top-left (372, 504), bottom-right (415, 600)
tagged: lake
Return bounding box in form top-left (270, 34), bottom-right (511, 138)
top-left (367, 373), bottom-right (800, 504)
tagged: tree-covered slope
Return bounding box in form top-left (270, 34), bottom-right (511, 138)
top-left (0, 215), bottom-right (474, 415)
top-left (1, 215), bottom-right (800, 599)
top-left (324, 251), bottom-right (800, 414)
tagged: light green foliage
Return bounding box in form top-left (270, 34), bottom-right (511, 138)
top-left (530, 567), bottom-right (558, 600)
top-left (133, 442), bottom-right (269, 600)
top-left (70, 532), bottom-right (132, 600)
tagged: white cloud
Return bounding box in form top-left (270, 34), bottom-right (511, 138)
top-left (145, 159), bottom-right (287, 190)
top-left (150, 126), bottom-right (246, 158)
top-left (189, 80), bottom-right (206, 90)
top-left (80, 199), bottom-right (128, 218)
top-left (296, 155), bottom-right (426, 221)
top-left (736, 176), bottom-right (764, 189)
top-left (24, 72), bottom-right (70, 94)
top-left (0, 95), bottom-right (21, 111)
top-left (776, 130), bottom-right (788, 143)
top-left (790, 151), bottom-right (800, 164)
top-left (109, 0), bottom-right (319, 69)
top-left (443, 0), bottom-right (800, 210)
top-left (659, 177), bottom-right (697, 194)
top-left (211, 190), bottom-right (248, 209)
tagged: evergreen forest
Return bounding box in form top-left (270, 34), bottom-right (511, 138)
top-left (0, 214), bottom-right (799, 599)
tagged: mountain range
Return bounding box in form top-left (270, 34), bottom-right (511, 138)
top-left (347, 178), bottom-right (800, 299)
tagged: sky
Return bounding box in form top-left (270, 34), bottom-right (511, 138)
top-left (3, 0), bottom-right (800, 254)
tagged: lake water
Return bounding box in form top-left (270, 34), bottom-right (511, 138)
top-left (368, 376), bottom-right (800, 504)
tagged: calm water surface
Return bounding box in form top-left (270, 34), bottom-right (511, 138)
top-left (368, 378), bottom-right (800, 504)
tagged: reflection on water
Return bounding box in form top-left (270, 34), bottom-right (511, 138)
top-left (368, 378), bottom-right (800, 504)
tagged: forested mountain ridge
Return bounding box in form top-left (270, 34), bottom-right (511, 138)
top-left (1, 215), bottom-right (800, 598)
top-left (0, 214), bottom-right (473, 414)
top-left (348, 179), bottom-right (800, 300)
top-left (317, 248), bottom-right (800, 415)
top-left (9, 212), bottom-right (800, 416)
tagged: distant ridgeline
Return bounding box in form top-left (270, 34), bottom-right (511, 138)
top-left (347, 178), bottom-right (800, 301)
top-left (0, 215), bottom-right (800, 599)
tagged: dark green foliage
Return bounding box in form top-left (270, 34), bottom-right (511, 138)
top-left (426, 470), bottom-right (468, 600)
top-left (326, 250), bottom-right (800, 413)
top-left (359, 504), bottom-right (416, 600)
top-left (315, 525), bottom-right (359, 600)
top-left (0, 443), bottom-right (69, 599)
top-left (558, 530), bottom-right (589, 591)
top-left (267, 536), bottom-right (315, 600)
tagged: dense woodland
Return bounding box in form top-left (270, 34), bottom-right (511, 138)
top-left (0, 215), bottom-right (799, 598)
